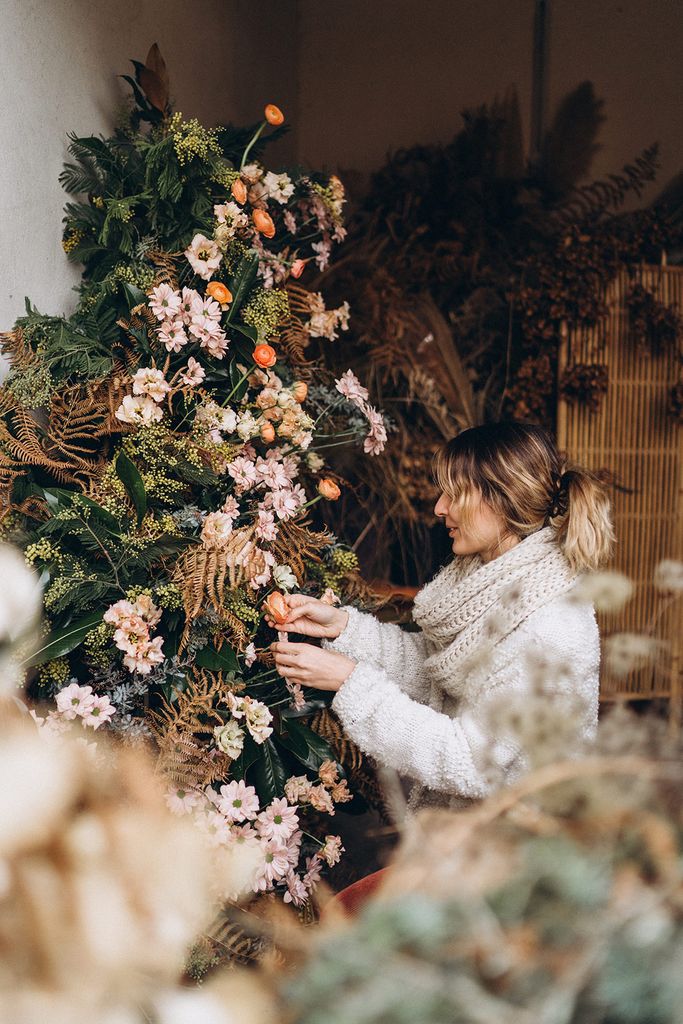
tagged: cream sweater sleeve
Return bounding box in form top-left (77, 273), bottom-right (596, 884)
top-left (321, 605), bottom-right (430, 701)
top-left (330, 601), bottom-right (600, 799)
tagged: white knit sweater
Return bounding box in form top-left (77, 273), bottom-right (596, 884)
top-left (323, 548), bottom-right (600, 811)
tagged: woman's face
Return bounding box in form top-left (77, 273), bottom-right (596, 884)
top-left (434, 488), bottom-right (517, 563)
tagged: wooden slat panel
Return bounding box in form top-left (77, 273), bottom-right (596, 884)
top-left (557, 266), bottom-right (682, 713)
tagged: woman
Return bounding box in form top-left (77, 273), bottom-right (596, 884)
top-left (269, 423), bottom-right (614, 811)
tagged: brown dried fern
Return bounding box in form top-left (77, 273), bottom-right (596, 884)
top-left (270, 518), bottom-right (333, 583)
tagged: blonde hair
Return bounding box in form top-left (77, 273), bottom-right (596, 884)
top-left (433, 422), bottom-right (615, 572)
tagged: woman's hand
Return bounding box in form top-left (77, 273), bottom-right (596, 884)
top-left (270, 640), bottom-right (356, 692)
top-left (263, 594), bottom-right (349, 640)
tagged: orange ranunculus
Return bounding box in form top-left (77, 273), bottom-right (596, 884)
top-left (263, 590), bottom-right (288, 623)
top-left (318, 478), bottom-right (341, 501)
top-left (253, 344), bottom-right (277, 368)
top-left (206, 281), bottom-right (232, 305)
top-left (252, 209), bottom-right (276, 238)
top-left (231, 178), bottom-right (248, 204)
top-left (290, 258), bottom-right (307, 279)
top-left (291, 381), bottom-right (308, 403)
top-left (260, 420), bottom-right (276, 443)
top-left (264, 104), bottom-right (285, 126)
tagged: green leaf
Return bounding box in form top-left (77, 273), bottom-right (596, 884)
top-left (195, 644), bottom-right (239, 673)
top-left (230, 732), bottom-right (261, 781)
top-left (37, 486), bottom-right (121, 534)
top-left (277, 717), bottom-right (337, 772)
top-left (225, 255), bottom-right (259, 323)
top-left (248, 737), bottom-right (287, 802)
top-left (228, 322), bottom-right (258, 342)
top-left (115, 450), bottom-right (147, 525)
top-left (29, 611), bottom-right (104, 666)
top-left (120, 281), bottom-right (147, 311)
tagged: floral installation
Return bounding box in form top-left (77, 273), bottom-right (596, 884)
top-left (0, 47), bottom-right (386, 909)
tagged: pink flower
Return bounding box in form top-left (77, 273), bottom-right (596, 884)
top-left (56, 682), bottom-right (95, 720)
top-left (179, 286), bottom-right (201, 325)
top-left (201, 511), bottom-right (234, 550)
top-left (320, 588), bottom-right (341, 606)
top-left (149, 283), bottom-right (181, 321)
top-left (132, 594), bottom-right (162, 626)
top-left (363, 406), bottom-right (387, 455)
top-left (319, 835), bottom-right (344, 867)
top-left (255, 507), bottom-right (278, 542)
top-left (226, 823), bottom-right (260, 847)
top-left (184, 233), bottom-right (222, 280)
top-left (335, 369), bottom-right (369, 406)
top-left (284, 776), bottom-right (312, 804)
top-left (304, 854), bottom-right (323, 888)
top-left (253, 838), bottom-right (290, 890)
top-left (227, 456), bottom-right (259, 493)
top-left (222, 495), bottom-right (240, 519)
top-left (286, 680), bottom-right (306, 711)
top-left (269, 485), bottom-right (306, 521)
top-left (202, 809), bottom-right (232, 847)
top-left (283, 870), bottom-right (309, 907)
top-left (80, 694), bottom-right (116, 730)
top-left (198, 327), bottom-right (229, 360)
top-left (312, 238), bottom-right (331, 271)
top-left (318, 760), bottom-right (340, 788)
top-left (104, 600), bottom-right (135, 627)
top-left (217, 780), bottom-right (260, 823)
top-left (283, 210), bottom-right (297, 234)
top-left (157, 319), bottom-right (188, 353)
top-left (243, 697), bottom-right (273, 743)
top-left (113, 615), bottom-right (150, 655)
top-left (132, 367), bottom-right (170, 404)
top-left (308, 784), bottom-right (335, 815)
top-left (180, 356), bottom-right (206, 387)
top-left (256, 456), bottom-right (291, 491)
top-left (244, 642), bottom-right (257, 667)
top-left (190, 295), bottom-right (222, 322)
top-left (256, 797), bottom-right (299, 842)
top-left (122, 635), bottom-right (165, 675)
top-left (166, 787), bottom-right (203, 816)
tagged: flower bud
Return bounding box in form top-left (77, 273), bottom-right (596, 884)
top-left (291, 381), bottom-right (308, 402)
top-left (253, 344), bottom-right (277, 368)
top-left (260, 421), bottom-right (276, 443)
top-left (291, 259), bottom-right (306, 278)
top-left (264, 104), bottom-right (285, 126)
top-left (206, 281), bottom-right (232, 305)
top-left (252, 209), bottom-right (276, 238)
top-left (318, 478), bottom-right (341, 501)
top-left (263, 591), bottom-right (288, 623)
top-left (231, 178), bottom-right (248, 204)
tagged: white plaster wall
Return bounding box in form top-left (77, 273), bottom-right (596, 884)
top-left (0, 0), bottom-right (297, 334)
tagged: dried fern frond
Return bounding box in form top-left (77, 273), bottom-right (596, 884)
top-left (0, 328), bottom-right (41, 374)
top-left (285, 283), bottom-right (317, 317)
top-left (155, 727), bottom-right (231, 789)
top-left (270, 519), bottom-right (333, 583)
top-left (173, 529), bottom-right (255, 627)
top-left (147, 248), bottom-right (181, 288)
top-left (278, 316), bottom-right (314, 367)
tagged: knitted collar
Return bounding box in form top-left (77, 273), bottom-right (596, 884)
top-left (412, 526), bottom-right (578, 697)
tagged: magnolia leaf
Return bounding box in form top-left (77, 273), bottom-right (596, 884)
top-left (195, 644), bottom-right (239, 673)
top-left (145, 43), bottom-right (169, 95)
top-left (138, 67), bottom-right (168, 113)
top-left (29, 611), bottom-right (104, 666)
top-left (231, 732), bottom-right (262, 781)
top-left (115, 450), bottom-right (147, 525)
top-left (249, 738), bottom-right (287, 803)
top-left (277, 717), bottom-right (337, 772)
top-left (225, 255), bottom-right (259, 323)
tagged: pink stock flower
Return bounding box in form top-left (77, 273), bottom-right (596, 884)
top-left (335, 369), bottom-right (369, 406)
top-left (132, 367), bottom-right (170, 404)
top-left (318, 760), bottom-right (340, 788)
top-left (184, 233), bottom-right (222, 280)
top-left (132, 594), bottom-right (162, 626)
top-left (103, 600), bottom-right (135, 627)
top-left (180, 356), bottom-right (206, 387)
top-left (55, 682), bottom-right (96, 720)
top-left (308, 784), bottom-right (335, 815)
top-left (255, 507), bottom-right (279, 542)
top-left (284, 776), bottom-right (313, 804)
top-left (80, 694), bottom-right (116, 730)
top-left (149, 283), bottom-right (181, 321)
top-left (256, 456), bottom-right (291, 490)
top-left (283, 210), bottom-right (297, 234)
top-left (319, 835), bottom-right (344, 867)
top-left (256, 797), bottom-right (299, 842)
top-left (113, 615), bottom-right (150, 655)
top-left (122, 635), bottom-right (165, 675)
top-left (217, 780), bottom-right (260, 823)
top-left (312, 238), bottom-right (331, 271)
top-left (227, 456), bottom-right (259, 493)
top-left (283, 870), bottom-right (309, 907)
top-left (269, 485), bottom-right (306, 521)
top-left (363, 406), bottom-right (387, 455)
top-left (244, 642), bottom-right (257, 667)
top-left (222, 495), bottom-right (240, 519)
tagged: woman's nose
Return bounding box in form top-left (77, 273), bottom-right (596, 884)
top-left (434, 493), bottom-right (448, 518)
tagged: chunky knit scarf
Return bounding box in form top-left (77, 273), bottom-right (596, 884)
top-left (412, 526), bottom-right (578, 698)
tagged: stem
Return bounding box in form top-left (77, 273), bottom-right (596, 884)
top-left (221, 366), bottom-right (253, 407)
top-left (240, 122), bottom-right (266, 171)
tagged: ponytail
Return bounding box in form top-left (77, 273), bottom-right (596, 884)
top-left (552, 466), bottom-right (615, 572)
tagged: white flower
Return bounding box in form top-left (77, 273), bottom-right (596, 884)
top-left (115, 394), bottom-right (164, 426)
top-left (306, 451), bottom-right (325, 473)
top-left (605, 633), bottom-right (669, 676)
top-left (213, 201), bottom-right (249, 233)
top-left (653, 560), bottom-right (683, 593)
top-left (183, 233), bottom-right (222, 280)
top-left (132, 367), bottom-right (170, 404)
top-left (263, 170), bottom-right (295, 204)
top-left (217, 780), bottom-right (260, 823)
top-left (201, 511), bottom-right (234, 550)
top-left (55, 682), bottom-right (95, 720)
top-left (244, 699), bottom-right (273, 744)
top-left (273, 564), bottom-right (298, 591)
top-left (236, 410), bottom-right (260, 441)
top-left (213, 720), bottom-right (245, 759)
top-left (568, 571), bottom-right (634, 612)
top-left (335, 369), bottom-right (369, 406)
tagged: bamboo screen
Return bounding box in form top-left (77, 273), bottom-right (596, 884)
top-left (557, 265), bottom-right (682, 721)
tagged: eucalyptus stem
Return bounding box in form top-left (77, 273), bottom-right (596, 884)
top-left (240, 122), bottom-right (266, 171)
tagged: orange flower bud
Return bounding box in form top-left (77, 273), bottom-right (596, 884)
top-left (206, 281), bottom-right (232, 305)
top-left (264, 104), bottom-right (285, 126)
top-left (290, 258), bottom-right (307, 279)
top-left (291, 381), bottom-right (308, 402)
top-left (231, 178), bottom-right (248, 204)
top-left (253, 343), bottom-right (277, 368)
top-left (260, 420), bottom-right (276, 443)
top-left (263, 590), bottom-right (288, 623)
top-left (318, 478), bottom-right (341, 501)
top-left (252, 209), bottom-right (276, 238)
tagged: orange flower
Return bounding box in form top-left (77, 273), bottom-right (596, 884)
top-left (291, 381), bottom-right (308, 403)
top-left (264, 104), bottom-right (285, 126)
top-left (290, 259), bottom-right (307, 279)
top-left (252, 209), bottom-right (276, 238)
top-left (253, 344), bottom-right (277, 368)
top-left (231, 178), bottom-right (247, 204)
top-left (260, 421), bottom-right (276, 443)
top-left (206, 281), bottom-right (232, 305)
top-left (263, 590), bottom-right (288, 623)
top-left (318, 478), bottom-right (341, 501)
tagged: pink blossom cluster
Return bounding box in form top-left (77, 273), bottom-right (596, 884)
top-left (335, 369), bottom-right (388, 455)
top-left (284, 759), bottom-right (352, 814)
top-left (306, 292), bottom-right (351, 341)
top-left (104, 594), bottom-right (164, 675)
top-left (53, 682), bottom-right (116, 730)
top-left (149, 282), bottom-right (229, 360)
top-left (165, 777), bottom-right (344, 906)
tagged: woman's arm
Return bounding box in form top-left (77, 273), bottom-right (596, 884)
top-left (322, 605), bottom-right (431, 701)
